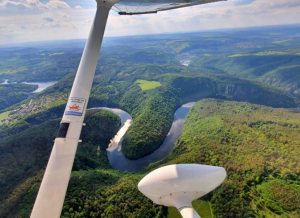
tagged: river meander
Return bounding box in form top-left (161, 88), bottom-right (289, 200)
top-left (89, 102), bottom-right (196, 172)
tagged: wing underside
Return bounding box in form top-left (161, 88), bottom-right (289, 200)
top-left (113, 0), bottom-right (225, 15)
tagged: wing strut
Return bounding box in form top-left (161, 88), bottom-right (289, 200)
top-left (30, 1), bottom-right (119, 217)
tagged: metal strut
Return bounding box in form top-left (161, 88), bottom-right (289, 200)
top-left (30, 0), bottom-right (118, 217)
top-left (179, 207), bottom-right (201, 218)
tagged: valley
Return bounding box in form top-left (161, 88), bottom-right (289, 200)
top-left (0, 24), bottom-right (300, 218)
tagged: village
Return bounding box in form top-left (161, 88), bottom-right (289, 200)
top-left (1, 94), bottom-right (68, 125)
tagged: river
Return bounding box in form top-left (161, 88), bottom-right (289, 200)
top-left (181, 60), bottom-right (191, 66)
top-left (22, 81), bottom-right (58, 93)
top-left (90, 102), bottom-right (196, 172)
top-left (1, 79), bottom-right (58, 93)
top-left (1, 79), bottom-right (9, 84)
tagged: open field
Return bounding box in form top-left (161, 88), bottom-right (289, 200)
top-left (0, 111), bottom-right (11, 122)
top-left (135, 79), bottom-right (162, 91)
top-left (49, 52), bottom-right (64, 56)
top-left (272, 40), bottom-right (291, 44)
top-left (228, 51), bottom-right (288, 57)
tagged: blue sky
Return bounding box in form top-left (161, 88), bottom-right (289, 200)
top-left (0, 0), bottom-right (300, 44)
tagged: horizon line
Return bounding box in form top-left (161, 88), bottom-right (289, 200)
top-left (1, 22), bottom-right (300, 48)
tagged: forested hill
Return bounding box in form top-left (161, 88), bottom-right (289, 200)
top-left (0, 84), bottom-right (37, 111)
top-left (147, 99), bottom-right (300, 217)
top-left (0, 109), bottom-right (121, 217)
top-left (125, 52), bottom-right (180, 65)
top-left (2, 65), bottom-right (299, 161)
top-left (114, 73), bottom-right (300, 160)
top-left (190, 54), bottom-right (300, 98)
top-left (3, 99), bottom-right (299, 218)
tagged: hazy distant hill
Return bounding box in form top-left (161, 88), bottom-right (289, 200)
top-left (190, 54), bottom-right (300, 98)
top-left (125, 52), bottom-right (180, 65)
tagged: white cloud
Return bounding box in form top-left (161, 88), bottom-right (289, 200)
top-left (105, 0), bottom-right (300, 37)
top-left (61, 12), bottom-right (69, 18)
top-left (1, 0), bottom-right (300, 45)
top-left (75, 5), bottom-right (81, 9)
top-left (47, 0), bottom-right (69, 9)
top-left (0, 0), bottom-right (69, 15)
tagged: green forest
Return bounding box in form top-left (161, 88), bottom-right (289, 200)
top-left (91, 73), bottom-right (299, 160)
top-left (1, 99), bottom-right (300, 217)
top-left (0, 109), bottom-right (121, 217)
top-left (190, 53), bottom-right (300, 98)
top-left (62, 99), bottom-right (300, 218)
top-left (0, 84), bottom-right (37, 111)
top-left (1, 25), bottom-right (300, 218)
top-left (3, 61), bottom-right (298, 160)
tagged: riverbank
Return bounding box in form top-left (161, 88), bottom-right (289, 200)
top-left (91, 102), bottom-right (196, 172)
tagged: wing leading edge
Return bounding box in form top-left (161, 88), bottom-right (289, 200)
top-left (113, 0), bottom-right (225, 15)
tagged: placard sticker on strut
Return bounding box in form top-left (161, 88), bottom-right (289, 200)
top-left (65, 97), bottom-right (86, 116)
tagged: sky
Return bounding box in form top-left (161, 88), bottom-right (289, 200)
top-left (0, 0), bottom-right (300, 45)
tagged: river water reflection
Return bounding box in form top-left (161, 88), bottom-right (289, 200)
top-left (90, 102), bottom-right (196, 172)
top-left (22, 81), bottom-right (58, 93)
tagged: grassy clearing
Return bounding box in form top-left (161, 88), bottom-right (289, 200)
top-left (49, 52), bottom-right (64, 56)
top-left (228, 53), bottom-right (251, 57)
top-left (17, 66), bottom-right (28, 72)
top-left (228, 51), bottom-right (287, 57)
top-left (0, 111), bottom-right (11, 122)
top-left (255, 51), bottom-right (287, 56)
top-left (173, 42), bottom-right (190, 53)
top-left (272, 40), bottom-right (291, 44)
top-left (135, 79), bottom-right (162, 91)
top-left (2, 70), bottom-right (17, 75)
top-left (193, 200), bottom-right (214, 218)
